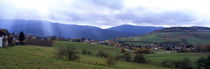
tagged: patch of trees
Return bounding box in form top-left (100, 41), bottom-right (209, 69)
top-left (196, 56), bottom-right (210, 69)
top-left (134, 47), bottom-right (153, 54)
top-left (161, 58), bottom-right (193, 69)
top-left (81, 49), bottom-right (93, 56)
top-left (55, 46), bottom-right (80, 60)
top-left (116, 49), bottom-right (149, 64)
top-left (55, 46), bottom-right (150, 66)
top-left (197, 43), bottom-right (210, 52)
top-left (106, 55), bottom-right (117, 66)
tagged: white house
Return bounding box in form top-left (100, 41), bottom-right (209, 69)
top-left (0, 29), bottom-right (9, 48)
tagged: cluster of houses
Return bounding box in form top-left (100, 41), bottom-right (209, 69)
top-left (150, 42), bottom-right (196, 52)
top-left (0, 29), bottom-right (54, 48)
top-left (0, 29), bottom-right (9, 48)
top-left (68, 38), bottom-right (107, 45)
top-left (108, 41), bottom-right (197, 52)
top-left (0, 29), bottom-right (198, 53)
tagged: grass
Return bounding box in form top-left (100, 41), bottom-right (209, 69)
top-left (118, 32), bottom-right (210, 46)
top-left (145, 52), bottom-right (210, 65)
top-left (0, 41), bottom-right (171, 69)
top-left (54, 41), bottom-right (121, 55)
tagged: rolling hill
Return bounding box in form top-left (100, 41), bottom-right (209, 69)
top-left (116, 27), bottom-right (210, 46)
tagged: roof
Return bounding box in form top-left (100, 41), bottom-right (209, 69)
top-left (0, 29), bottom-right (9, 35)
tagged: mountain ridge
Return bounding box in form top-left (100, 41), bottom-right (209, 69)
top-left (0, 19), bottom-right (162, 40)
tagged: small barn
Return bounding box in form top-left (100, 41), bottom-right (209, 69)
top-left (0, 29), bottom-right (9, 48)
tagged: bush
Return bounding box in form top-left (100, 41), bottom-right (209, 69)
top-left (178, 58), bottom-right (193, 69)
top-left (96, 50), bottom-right (108, 58)
top-left (56, 46), bottom-right (80, 60)
top-left (197, 43), bottom-right (210, 52)
top-left (196, 56), bottom-right (210, 69)
top-left (133, 54), bottom-right (148, 64)
top-left (161, 60), bottom-right (174, 67)
top-left (134, 47), bottom-right (152, 54)
top-left (106, 55), bottom-right (117, 66)
top-left (81, 49), bottom-right (92, 56)
top-left (122, 52), bottom-right (132, 61)
top-left (161, 58), bottom-right (193, 69)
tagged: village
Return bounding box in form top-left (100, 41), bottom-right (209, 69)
top-left (0, 29), bottom-right (198, 53)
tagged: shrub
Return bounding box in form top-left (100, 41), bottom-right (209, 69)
top-left (81, 49), bottom-right (92, 56)
top-left (178, 58), bottom-right (193, 69)
top-left (96, 50), bottom-right (108, 58)
top-left (106, 55), bottom-right (117, 66)
top-left (133, 54), bottom-right (148, 64)
top-left (121, 48), bottom-right (126, 53)
top-left (196, 56), bottom-right (210, 69)
top-left (161, 58), bottom-right (193, 69)
top-left (134, 47), bottom-right (152, 54)
top-left (161, 60), bottom-right (174, 67)
top-left (197, 43), bottom-right (210, 52)
top-left (122, 52), bottom-right (132, 61)
top-left (56, 46), bottom-right (80, 60)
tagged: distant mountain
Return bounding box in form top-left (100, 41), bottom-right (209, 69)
top-left (117, 27), bottom-right (210, 46)
top-left (0, 19), bottom-right (131, 40)
top-left (108, 24), bottom-right (164, 36)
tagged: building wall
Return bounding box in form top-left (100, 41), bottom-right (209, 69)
top-left (0, 37), bottom-right (2, 47)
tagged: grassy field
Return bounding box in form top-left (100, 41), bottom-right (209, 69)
top-left (119, 32), bottom-right (210, 46)
top-left (145, 53), bottom-right (210, 65)
top-left (0, 41), bottom-right (172, 69)
top-left (0, 41), bottom-right (209, 69)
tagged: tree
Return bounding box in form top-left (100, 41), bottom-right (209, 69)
top-left (81, 49), bottom-right (92, 56)
top-left (196, 57), bottom-right (207, 69)
top-left (123, 52), bottom-right (132, 61)
top-left (106, 55), bottom-right (116, 66)
top-left (133, 54), bottom-right (148, 64)
top-left (196, 56), bottom-right (210, 69)
top-left (134, 47), bottom-right (152, 54)
top-left (19, 31), bottom-right (25, 45)
top-left (161, 58), bottom-right (193, 69)
top-left (56, 46), bottom-right (80, 60)
top-left (178, 58), bottom-right (193, 69)
top-left (96, 50), bottom-right (108, 58)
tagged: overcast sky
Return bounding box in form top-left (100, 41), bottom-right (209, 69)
top-left (0, 0), bottom-right (210, 28)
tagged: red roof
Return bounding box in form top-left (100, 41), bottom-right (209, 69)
top-left (0, 29), bottom-right (9, 35)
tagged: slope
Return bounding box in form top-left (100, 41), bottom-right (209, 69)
top-left (0, 41), bottom-right (170, 69)
top-left (117, 27), bottom-right (210, 46)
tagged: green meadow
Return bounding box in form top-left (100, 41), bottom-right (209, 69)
top-left (0, 41), bottom-right (209, 69)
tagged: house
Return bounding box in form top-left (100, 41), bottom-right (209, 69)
top-left (0, 29), bottom-right (9, 48)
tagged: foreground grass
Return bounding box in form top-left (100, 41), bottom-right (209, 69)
top-left (145, 52), bottom-right (210, 65)
top-left (0, 41), bottom-right (170, 69)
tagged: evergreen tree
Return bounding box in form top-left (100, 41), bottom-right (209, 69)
top-left (19, 31), bottom-right (25, 45)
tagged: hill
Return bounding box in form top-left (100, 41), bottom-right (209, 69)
top-left (0, 20), bottom-right (164, 40)
top-left (117, 27), bottom-right (210, 46)
top-left (0, 19), bottom-right (131, 40)
top-left (0, 41), bottom-right (172, 69)
top-left (108, 24), bottom-right (163, 36)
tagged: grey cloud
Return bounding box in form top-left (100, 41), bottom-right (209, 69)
top-left (1, 0), bottom-right (209, 28)
top-left (114, 9), bottom-right (201, 26)
top-left (48, 0), bottom-right (207, 27)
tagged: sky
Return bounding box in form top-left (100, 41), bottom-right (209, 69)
top-left (0, 0), bottom-right (210, 28)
